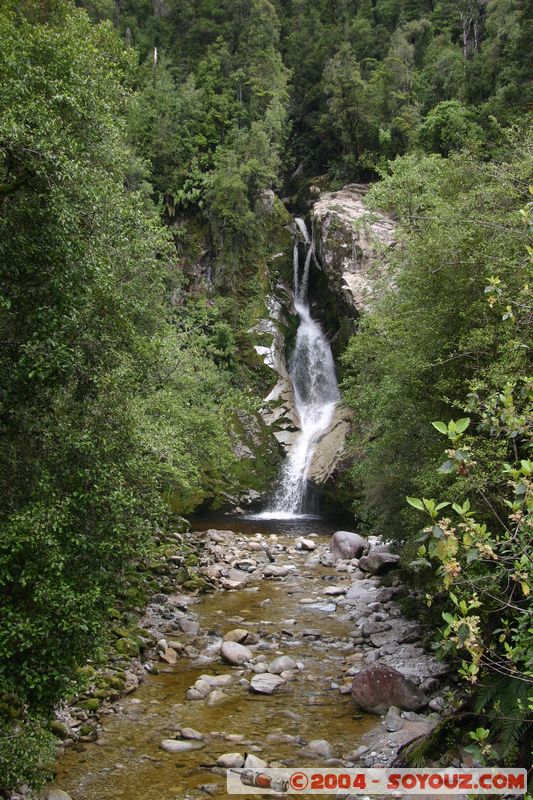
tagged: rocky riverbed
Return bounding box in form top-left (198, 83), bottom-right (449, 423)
top-left (42, 517), bottom-right (455, 800)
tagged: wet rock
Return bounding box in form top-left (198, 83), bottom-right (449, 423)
top-left (160, 647), bottom-right (178, 665)
top-left (221, 641), bottom-right (252, 665)
top-left (250, 673), bottom-right (285, 694)
top-left (123, 670), bottom-right (140, 694)
top-left (385, 706), bottom-right (405, 732)
top-left (301, 628), bottom-right (322, 638)
top-left (269, 655), bottom-right (298, 674)
top-left (296, 537), bottom-right (316, 551)
top-left (351, 664), bottom-right (427, 714)
top-left (358, 551), bottom-right (400, 575)
top-left (263, 565), bottom-right (296, 578)
top-left (201, 673), bottom-right (234, 687)
top-left (207, 690), bottom-right (231, 706)
top-left (180, 727), bottom-right (204, 740)
top-left (186, 688), bottom-right (204, 701)
top-left (330, 531), bottom-right (367, 561)
top-left (160, 739), bottom-right (204, 753)
top-left (193, 678), bottom-right (212, 696)
top-left (47, 791), bottom-right (73, 800)
top-left (323, 585), bottom-right (347, 596)
top-left (224, 628), bottom-right (249, 643)
top-left (217, 752), bottom-right (245, 768)
top-left (301, 739), bottom-right (335, 759)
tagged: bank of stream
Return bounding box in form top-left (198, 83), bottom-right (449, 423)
top-left (49, 516), bottom-right (447, 800)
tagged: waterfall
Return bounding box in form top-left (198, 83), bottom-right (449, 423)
top-left (261, 218), bottom-right (340, 519)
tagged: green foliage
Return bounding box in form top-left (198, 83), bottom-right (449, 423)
top-left (341, 130), bottom-right (532, 541)
top-left (0, 712), bottom-right (56, 792)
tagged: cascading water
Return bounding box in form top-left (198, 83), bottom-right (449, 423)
top-left (261, 219), bottom-right (340, 519)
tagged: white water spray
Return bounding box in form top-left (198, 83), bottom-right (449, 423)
top-left (259, 219), bottom-right (340, 519)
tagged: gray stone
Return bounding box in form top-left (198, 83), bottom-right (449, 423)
top-left (224, 628), bottom-right (249, 643)
top-left (47, 792), bottom-right (73, 800)
top-left (160, 739), bottom-right (204, 753)
top-left (269, 655), bottom-right (297, 674)
top-left (244, 753), bottom-right (268, 769)
top-left (330, 531), bottom-right (367, 561)
top-left (263, 564), bottom-right (296, 578)
top-left (207, 690), bottom-right (230, 707)
top-left (358, 551), bottom-right (400, 575)
top-left (323, 585), bottom-right (347, 596)
top-left (385, 706), bottom-right (405, 732)
top-left (221, 641), bottom-right (252, 665)
top-left (180, 727), bottom-right (204, 740)
top-left (301, 739), bottom-right (335, 759)
top-left (250, 673), bottom-right (285, 694)
top-left (217, 752), bottom-right (245, 768)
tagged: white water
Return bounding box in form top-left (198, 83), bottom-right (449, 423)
top-left (257, 219), bottom-right (340, 520)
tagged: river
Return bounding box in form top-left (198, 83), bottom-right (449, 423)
top-left (53, 515), bottom-right (378, 800)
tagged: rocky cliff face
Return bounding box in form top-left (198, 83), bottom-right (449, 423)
top-left (311, 184), bottom-right (396, 316)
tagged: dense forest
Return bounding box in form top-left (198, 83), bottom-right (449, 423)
top-left (0, 0), bottom-right (531, 793)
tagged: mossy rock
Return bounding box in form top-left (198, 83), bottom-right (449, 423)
top-left (50, 720), bottom-right (69, 739)
top-left (80, 698), bottom-right (100, 712)
top-left (115, 637), bottom-right (140, 657)
top-left (79, 723), bottom-right (96, 736)
top-left (111, 625), bottom-right (131, 640)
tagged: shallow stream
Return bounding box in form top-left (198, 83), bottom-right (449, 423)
top-left (53, 516), bottom-right (378, 800)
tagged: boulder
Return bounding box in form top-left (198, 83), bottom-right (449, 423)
top-left (351, 664), bottom-right (427, 715)
top-left (47, 792), bottom-right (73, 800)
top-left (250, 673), bottom-right (285, 694)
top-left (221, 641), bottom-right (252, 665)
top-left (358, 551), bottom-right (400, 575)
top-left (330, 531), bottom-right (367, 561)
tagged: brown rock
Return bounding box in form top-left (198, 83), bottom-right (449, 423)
top-left (351, 664), bottom-right (426, 715)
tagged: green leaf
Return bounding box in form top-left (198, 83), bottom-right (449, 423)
top-left (454, 417), bottom-right (471, 433)
top-left (406, 496), bottom-right (424, 511)
top-left (435, 501), bottom-right (451, 511)
top-left (432, 421), bottom-right (448, 435)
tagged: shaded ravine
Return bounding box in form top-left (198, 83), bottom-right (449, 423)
top-left (51, 518), bottom-right (378, 800)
